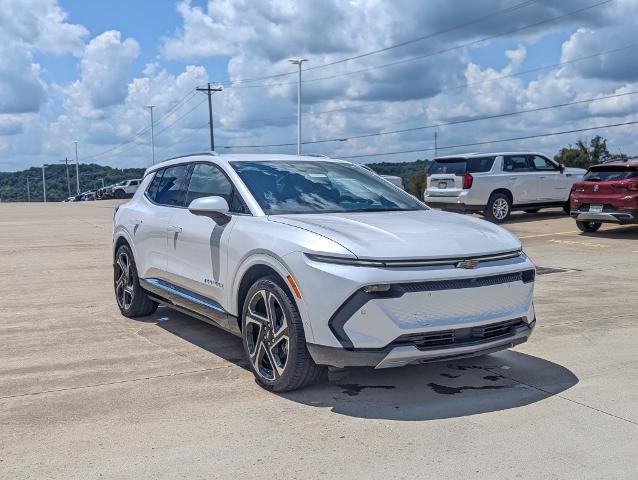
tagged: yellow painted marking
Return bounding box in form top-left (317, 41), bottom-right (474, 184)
top-left (519, 224), bottom-right (637, 239)
top-left (547, 239), bottom-right (610, 248)
top-left (519, 230), bottom-right (578, 239)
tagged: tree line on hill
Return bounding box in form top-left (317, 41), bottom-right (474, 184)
top-left (0, 135), bottom-right (631, 202)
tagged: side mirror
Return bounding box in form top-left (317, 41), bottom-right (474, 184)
top-left (559, 164), bottom-right (565, 173)
top-left (188, 196), bottom-right (230, 223)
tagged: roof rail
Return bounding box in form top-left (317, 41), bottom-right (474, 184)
top-left (305, 153), bottom-right (330, 158)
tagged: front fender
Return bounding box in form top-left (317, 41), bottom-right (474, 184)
top-left (228, 251), bottom-right (315, 343)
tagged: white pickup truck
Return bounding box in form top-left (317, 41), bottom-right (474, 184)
top-left (424, 152), bottom-right (586, 223)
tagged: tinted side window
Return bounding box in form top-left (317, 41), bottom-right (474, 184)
top-left (155, 164), bottom-right (190, 206)
top-left (146, 170), bottom-right (164, 201)
top-left (503, 155), bottom-right (533, 172)
top-left (530, 155), bottom-right (558, 171)
top-left (467, 157), bottom-right (495, 173)
top-left (186, 163), bottom-right (248, 214)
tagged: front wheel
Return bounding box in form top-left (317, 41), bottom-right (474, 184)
top-left (484, 193), bottom-right (511, 223)
top-left (114, 189), bottom-right (125, 199)
top-left (576, 221), bottom-right (602, 233)
top-left (241, 276), bottom-right (325, 392)
top-left (114, 245), bottom-right (158, 317)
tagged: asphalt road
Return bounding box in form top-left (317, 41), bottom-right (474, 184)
top-left (1, 202), bottom-right (637, 479)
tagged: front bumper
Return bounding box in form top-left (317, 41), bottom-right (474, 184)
top-left (308, 319), bottom-right (535, 368)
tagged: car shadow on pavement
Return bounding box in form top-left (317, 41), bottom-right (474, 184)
top-left (145, 307), bottom-right (578, 422)
top-left (499, 210), bottom-right (568, 225)
top-left (579, 224), bottom-right (638, 239)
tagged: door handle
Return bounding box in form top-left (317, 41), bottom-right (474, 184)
top-left (168, 225), bottom-right (182, 233)
top-left (539, 176), bottom-right (546, 179)
top-left (509, 177), bottom-right (517, 180)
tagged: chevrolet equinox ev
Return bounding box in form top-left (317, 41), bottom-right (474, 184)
top-left (113, 153), bottom-right (536, 391)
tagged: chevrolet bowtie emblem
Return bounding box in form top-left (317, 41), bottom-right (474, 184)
top-left (456, 259), bottom-right (479, 269)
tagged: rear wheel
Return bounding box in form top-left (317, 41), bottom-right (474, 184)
top-left (114, 245), bottom-right (157, 317)
top-left (576, 221), bottom-right (602, 233)
top-left (114, 189), bottom-right (125, 199)
top-left (241, 276), bottom-right (325, 392)
top-left (484, 193), bottom-right (511, 223)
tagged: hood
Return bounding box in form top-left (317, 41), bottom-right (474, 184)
top-left (271, 210), bottom-right (521, 260)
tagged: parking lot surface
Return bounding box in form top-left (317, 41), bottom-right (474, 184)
top-left (1, 202), bottom-right (637, 479)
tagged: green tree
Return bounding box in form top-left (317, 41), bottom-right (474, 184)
top-left (554, 135), bottom-right (610, 168)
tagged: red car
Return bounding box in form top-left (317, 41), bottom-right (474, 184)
top-left (570, 158), bottom-right (638, 232)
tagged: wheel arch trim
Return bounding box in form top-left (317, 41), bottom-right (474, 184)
top-left (229, 252), bottom-right (315, 342)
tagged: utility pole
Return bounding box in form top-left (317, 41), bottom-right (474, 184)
top-left (434, 130), bottom-right (438, 158)
top-left (61, 157), bottom-right (71, 197)
top-left (26, 177), bottom-right (31, 202)
top-left (289, 59), bottom-right (308, 155)
top-left (146, 105), bottom-right (156, 165)
top-left (196, 83), bottom-right (223, 151)
top-left (42, 164), bottom-right (48, 203)
top-left (74, 141), bottom-right (80, 194)
top-left (100, 178), bottom-right (105, 188)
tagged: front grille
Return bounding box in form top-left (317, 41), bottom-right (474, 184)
top-left (390, 319), bottom-right (525, 350)
top-left (399, 271), bottom-right (533, 293)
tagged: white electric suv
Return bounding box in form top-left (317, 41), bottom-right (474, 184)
top-left (113, 153), bottom-right (536, 391)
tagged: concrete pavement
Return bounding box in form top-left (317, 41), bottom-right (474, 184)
top-left (1, 202), bottom-right (637, 479)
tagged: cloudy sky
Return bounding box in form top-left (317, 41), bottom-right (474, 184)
top-left (0, 0), bottom-right (637, 171)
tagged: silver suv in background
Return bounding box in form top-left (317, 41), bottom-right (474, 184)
top-left (424, 152), bottom-right (586, 223)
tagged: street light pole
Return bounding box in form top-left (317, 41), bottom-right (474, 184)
top-left (146, 105), bottom-right (156, 165)
top-left (289, 59), bottom-right (308, 156)
top-left (74, 141), bottom-right (80, 195)
top-left (26, 177), bottom-right (31, 202)
top-left (42, 164), bottom-right (48, 203)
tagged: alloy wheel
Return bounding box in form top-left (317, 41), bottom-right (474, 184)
top-left (115, 250), bottom-right (135, 310)
top-left (492, 198), bottom-right (509, 220)
top-left (245, 289), bottom-right (290, 381)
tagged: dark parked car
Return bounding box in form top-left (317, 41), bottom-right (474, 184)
top-left (569, 158), bottom-right (638, 232)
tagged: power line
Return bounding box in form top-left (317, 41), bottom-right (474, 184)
top-left (224, 0), bottom-right (613, 90)
top-left (212, 0), bottom-right (542, 87)
top-left (219, 90), bottom-right (638, 149)
top-left (338, 120), bottom-right (638, 160)
top-left (84, 89), bottom-right (198, 160)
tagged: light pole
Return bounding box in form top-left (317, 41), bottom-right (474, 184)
top-left (74, 141), bottom-right (80, 195)
top-left (42, 164), bottom-right (48, 203)
top-left (60, 157), bottom-right (71, 197)
top-left (146, 105), bottom-right (156, 165)
top-left (26, 177), bottom-right (31, 202)
top-left (289, 59), bottom-right (308, 155)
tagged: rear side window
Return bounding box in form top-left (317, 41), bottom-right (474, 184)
top-left (428, 159), bottom-right (466, 175)
top-left (153, 164), bottom-right (190, 206)
top-left (428, 157), bottom-right (495, 174)
top-left (584, 167), bottom-right (638, 181)
top-left (467, 157), bottom-right (495, 173)
top-left (146, 170), bottom-right (164, 200)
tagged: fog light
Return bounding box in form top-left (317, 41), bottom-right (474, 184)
top-left (363, 284), bottom-right (391, 293)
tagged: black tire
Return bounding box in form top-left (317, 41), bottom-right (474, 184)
top-left (114, 189), bottom-right (125, 199)
top-left (241, 276), bottom-right (325, 392)
top-left (563, 203), bottom-right (571, 215)
top-left (524, 208), bottom-right (540, 214)
top-left (576, 220), bottom-right (602, 233)
top-left (114, 244), bottom-right (157, 317)
top-left (484, 193), bottom-right (512, 223)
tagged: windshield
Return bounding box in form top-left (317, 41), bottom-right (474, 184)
top-left (584, 167), bottom-right (638, 181)
top-left (231, 161), bottom-right (426, 215)
top-left (428, 157), bottom-right (495, 175)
